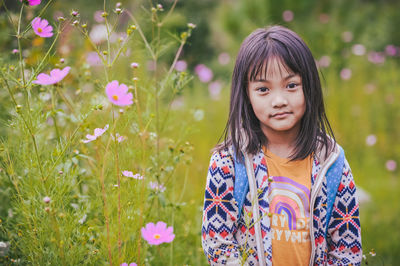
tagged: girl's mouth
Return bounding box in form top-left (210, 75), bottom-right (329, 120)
top-left (271, 112), bottom-right (291, 118)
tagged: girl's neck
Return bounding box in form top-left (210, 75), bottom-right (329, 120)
top-left (264, 130), bottom-right (298, 159)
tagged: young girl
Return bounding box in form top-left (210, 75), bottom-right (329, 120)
top-left (201, 26), bottom-right (362, 265)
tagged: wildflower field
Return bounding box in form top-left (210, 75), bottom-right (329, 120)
top-left (0, 0), bottom-right (399, 265)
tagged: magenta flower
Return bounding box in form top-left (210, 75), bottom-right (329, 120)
top-left (141, 221), bottom-right (175, 245)
top-left (33, 67), bottom-right (70, 85)
top-left (105, 80), bottom-right (133, 106)
top-left (83, 124), bottom-right (109, 143)
top-left (28, 0), bottom-right (41, 6)
top-left (194, 64), bottom-right (213, 83)
top-left (31, 17), bottom-right (53, 38)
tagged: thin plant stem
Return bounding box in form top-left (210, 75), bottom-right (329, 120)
top-left (112, 110), bottom-right (122, 261)
top-left (17, 4), bottom-right (26, 87)
top-left (55, 84), bottom-right (75, 114)
top-left (27, 33), bottom-right (60, 86)
top-left (125, 10), bottom-right (156, 60)
top-left (50, 89), bottom-right (60, 140)
top-left (1, 73), bottom-right (45, 180)
top-left (97, 141), bottom-right (113, 266)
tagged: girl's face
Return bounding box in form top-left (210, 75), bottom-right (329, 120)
top-left (247, 58), bottom-right (306, 140)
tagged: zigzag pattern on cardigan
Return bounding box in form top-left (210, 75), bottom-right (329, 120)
top-left (201, 148), bottom-right (362, 265)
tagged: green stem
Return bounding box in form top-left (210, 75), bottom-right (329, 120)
top-left (1, 73), bottom-right (45, 181)
top-left (55, 84), bottom-right (75, 114)
top-left (50, 89), bottom-right (60, 141)
top-left (27, 33), bottom-right (60, 86)
top-left (112, 110), bottom-right (122, 262)
top-left (125, 10), bottom-right (156, 60)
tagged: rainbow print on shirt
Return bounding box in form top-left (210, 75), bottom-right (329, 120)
top-left (268, 176), bottom-right (310, 230)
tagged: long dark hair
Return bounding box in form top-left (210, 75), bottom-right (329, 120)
top-left (218, 25), bottom-right (335, 161)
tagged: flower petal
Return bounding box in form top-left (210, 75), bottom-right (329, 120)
top-left (122, 171), bottom-right (134, 177)
top-left (33, 73), bottom-right (54, 85)
top-left (39, 19), bottom-right (49, 28)
top-left (155, 221), bottom-right (167, 231)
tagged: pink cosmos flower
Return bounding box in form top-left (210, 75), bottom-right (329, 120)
top-left (368, 51), bottom-right (385, 64)
top-left (365, 135), bottom-right (377, 146)
top-left (282, 10), bottom-right (294, 22)
top-left (149, 181), bottom-right (166, 192)
top-left (386, 160), bottom-right (397, 172)
top-left (28, 0), bottom-right (41, 6)
top-left (33, 67), bottom-right (71, 85)
top-left (31, 17), bottom-right (53, 38)
top-left (105, 80), bottom-right (133, 106)
top-left (83, 124), bottom-right (109, 143)
top-left (385, 45), bottom-right (397, 56)
top-left (194, 64), bottom-right (213, 83)
top-left (208, 81), bottom-right (222, 100)
top-left (218, 53), bottom-right (230, 65)
top-left (141, 221), bottom-right (175, 245)
top-left (122, 171), bottom-right (143, 180)
top-left (175, 60), bottom-right (187, 72)
top-left (111, 133), bottom-right (126, 143)
top-left (340, 68), bottom-right (352, 80)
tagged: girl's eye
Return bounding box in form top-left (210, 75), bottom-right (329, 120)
top-left (287, 82), bottom-right (299, 89)
top-left (257, 87), bottom-right (269, 93)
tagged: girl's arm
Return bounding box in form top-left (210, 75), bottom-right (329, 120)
top-left (326, 158), bottom-right (362, 265)
top-left (201, 149), bottom-right (243, 265)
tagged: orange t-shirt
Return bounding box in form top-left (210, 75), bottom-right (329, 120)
top-left (264, 147), bottom-right (313, 266)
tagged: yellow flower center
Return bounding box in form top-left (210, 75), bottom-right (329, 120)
top-left (153, 234), bottom-right (161, 239)
top-left (38, 28), bottom-right (43, 33)
top-left (112, 95), bottom-right (119, 100)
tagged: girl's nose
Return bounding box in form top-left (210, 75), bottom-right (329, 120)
top-left (271, 92), bottom-right (288, 107)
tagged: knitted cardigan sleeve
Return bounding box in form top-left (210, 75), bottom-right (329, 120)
top-left (326, 158), bottom-right (362, 265)
top-left (201, 150), bottom-right (244, 265)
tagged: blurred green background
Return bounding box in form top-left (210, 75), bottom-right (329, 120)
top-left (1, 0), bottom-right (399, 265)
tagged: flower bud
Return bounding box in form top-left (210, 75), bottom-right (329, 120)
top-left (157, 4), bottom-right (164, 11)
top-left (58, 16), bottom-right (65, 22)
top-left (116, 2), bottom-right (122, 8)
top-left (16, 105), bottom-right (22, 113)
top-left (72, 20), bottom-right (79, 26)
top-left (81, 23), bottom-right (87, 29)
top-left (101, 11), bottom-right (108, 18)
top-left (59, 170), bottom-right (63, 175)
top-left (43, 196), bottom-right (51, 204)
top-left (71, 10), bottom-right (79, 17)
top-left (130, 25), bottom-right (137, 30)
top-left (60, 58), bottom-right (65, 64)
top-left (130, 62), bottom-right (139, 68)
top-left (12, 49), bottom-right (19, 54)
top-left (45, 207), bottom-right (50, 213)
top-left (102, 51), bottom-right (108, 55)
top-left (115, 8), bottom-right (122, 14)
top-left (187, 23), bottom-right (196, 29)
top-left (151, 7), bottom-right (157, 13)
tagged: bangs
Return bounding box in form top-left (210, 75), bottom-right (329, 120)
top-left (248, 42), bottom-right (300, 82)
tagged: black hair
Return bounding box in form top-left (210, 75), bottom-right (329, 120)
top-left (218, 25), bottom-right (335, 161)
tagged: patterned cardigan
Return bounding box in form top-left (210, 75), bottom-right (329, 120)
top-left (201, 143), bottom-right (362, 265)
